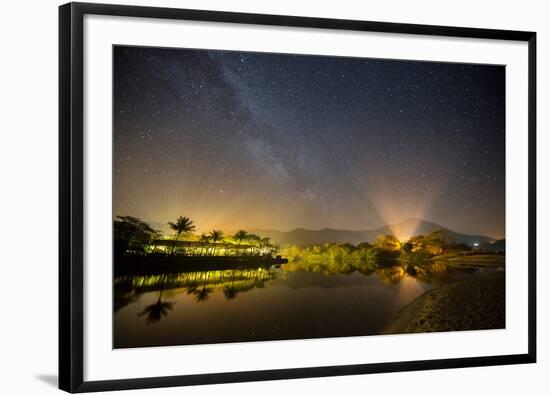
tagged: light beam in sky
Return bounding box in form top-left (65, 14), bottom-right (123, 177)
top-left (113, 46), bottom-right (505, 239)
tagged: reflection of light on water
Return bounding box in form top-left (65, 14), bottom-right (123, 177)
top-left (392, 275), bottom-right (428, 311)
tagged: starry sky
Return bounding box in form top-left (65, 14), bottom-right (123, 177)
top-left (113, 46), bottom-right (505, 239)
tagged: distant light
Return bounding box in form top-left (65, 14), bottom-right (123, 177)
top-left (473, 243), bottom-right (479, 247)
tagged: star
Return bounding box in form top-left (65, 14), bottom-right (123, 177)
top-left (113, 45), bottom-right (505, 238)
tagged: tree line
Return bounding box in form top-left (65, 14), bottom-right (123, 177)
top-left (114, 215), bottom-right (277, 257)
top-left (280, 230), bottom-right (479, 274)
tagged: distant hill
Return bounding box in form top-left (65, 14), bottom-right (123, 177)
top-left (250, 228), bottom-right (380, 246)
top-left (480, 239), bottom-right (505, 252)
top-left (251, 219), bottom-right (494, 247)
top-left (145, 218), bottom-right (495, 247)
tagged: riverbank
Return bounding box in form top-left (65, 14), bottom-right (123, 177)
top-left (384, 271), bottom-right (505, 334)
top-left (430, 253), bottom-right (505, 264)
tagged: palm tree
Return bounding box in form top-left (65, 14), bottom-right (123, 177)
top-left (233, 230), bottom-right (248, 256)
top-left (208, 230), bottom-right (224, 255)
top-left (198, 233), bottom-right (210, 256)
top-left (233, 230), bottom-right (248, 245)
top-left (167, 216), bottom-right (196, 254)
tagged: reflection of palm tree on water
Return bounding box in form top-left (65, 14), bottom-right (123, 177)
top-left (223, 269), bottom-right (239, 300)
top-left (223, 285), bottom-right (238, 300)
top-left (123, 267), bottom-right (278, 312)
top-left (137, 274), bottom-right (175, 325)
top-left (186, 271), bottom-right (200, 295)
top-left (193, 271), bottom-right (213, 302)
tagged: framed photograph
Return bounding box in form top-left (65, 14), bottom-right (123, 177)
top-left (59, 2), bottom-right (536, 392)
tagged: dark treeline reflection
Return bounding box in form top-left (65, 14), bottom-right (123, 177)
top-left (280, 245), bottom-right (482, 280)
top-left (114, 257), bottom-right (491, 325)
top-left (115, 266), bottom-right (277, 320)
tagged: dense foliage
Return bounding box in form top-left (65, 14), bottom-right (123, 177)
top-left (280, 230), bottom-right (478, 274)
top-left (114, 216), bottom-right (161, 257)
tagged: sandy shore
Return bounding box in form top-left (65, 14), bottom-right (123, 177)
top-left (384, 272), bottom-right (505, 334)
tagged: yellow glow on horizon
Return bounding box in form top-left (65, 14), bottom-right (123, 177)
top-left (118, 159), bottom-right (447, 238)
top-left (359, 164), bottom-right (443, 241)
top-left (387, 218), bottom-right (423, 242)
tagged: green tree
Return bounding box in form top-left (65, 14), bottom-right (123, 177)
top-left (424, 230), bottom-right (450, 255)
top-left (375, 234), bottom-right (401, 251)
top-left (167, 216), bottom-right (196, 254)
top-left (408, 234), bottom-right (427, 251)
top-left (114, 215), bottom-right (160, 256)
top-left (356, 242), bottom-right (373, 250)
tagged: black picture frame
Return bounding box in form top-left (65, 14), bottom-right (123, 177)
top-left (59, 2), bottom-right (537, 392)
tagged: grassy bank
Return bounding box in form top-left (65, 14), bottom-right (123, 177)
top-left (384, 272), bottom-right (505, 334)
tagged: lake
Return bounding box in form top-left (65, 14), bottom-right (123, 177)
top-left (113, 260), bottom-right (501, 348)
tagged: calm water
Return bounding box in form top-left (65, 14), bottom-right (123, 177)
top-left (113, 260), bottom-right (499, 348)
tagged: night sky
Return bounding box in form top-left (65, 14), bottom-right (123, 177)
top-left (113, 46), bottom-right (505, 239)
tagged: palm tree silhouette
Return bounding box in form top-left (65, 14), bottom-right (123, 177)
top-left (223, 284), bottom-right (239, 300)
top-left (138, 296), bottom-right (175, 325)
top-left (193, 272), bottom-right (213, 302)
top-left (208, 230), bottom-right (224, 255)
top-left (222, 270), bottom-right (239, 300)
top-left (193, 286), bottom-right (213, 302)
top-left (233, 230), bottom-right (248, 255)
top-left (167, 216), bottom-right (196, 255)
top-left (198, 233), bottom-right (210, 256)
top-left (137, 275), bottom-right (175, 325)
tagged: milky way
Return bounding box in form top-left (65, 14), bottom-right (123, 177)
top-left (113, 46), bottom-right (505, 238)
